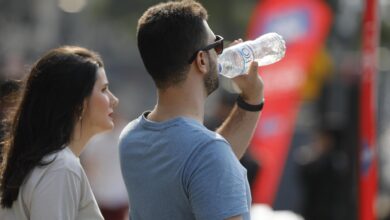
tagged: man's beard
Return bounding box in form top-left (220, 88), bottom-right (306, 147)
top-left (203, 58), bottom-right (219, 96)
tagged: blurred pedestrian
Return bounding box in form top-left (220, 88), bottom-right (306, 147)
top-left (119, 1), bottom-right (264, 220)
top-left (82, 114), bottom-right (129, 220)
top-left (0, 79), bottom-right (20, 152)
top-left (0, 46), bottom-right (119, 220)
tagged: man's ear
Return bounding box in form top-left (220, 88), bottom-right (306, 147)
top-left (195, 51), bottom-right (209, 74)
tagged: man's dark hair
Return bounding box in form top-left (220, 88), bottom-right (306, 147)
top-left (137, 0), bottom-right (208, 89)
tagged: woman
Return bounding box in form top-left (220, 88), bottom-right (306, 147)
top-left (0, 46), bottom-right (119, 219)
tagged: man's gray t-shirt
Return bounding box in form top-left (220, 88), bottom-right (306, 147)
top-left (119, 112), bottom-right (251, 220)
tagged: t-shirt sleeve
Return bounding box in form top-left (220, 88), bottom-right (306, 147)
top-left (30, 169), bottom-right (81, 220)
top-left (184, 140), bottom-right (249, 220)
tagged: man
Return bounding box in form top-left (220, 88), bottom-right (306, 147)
top-left (119, 1), bottom-right (264, 219)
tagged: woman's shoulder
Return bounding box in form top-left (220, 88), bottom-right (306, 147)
top-left (40, 147), bottom-right (83, 179)
top-left (20, 148), bottom-right (84, 206)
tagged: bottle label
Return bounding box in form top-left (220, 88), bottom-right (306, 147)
top-left (237, 44), bottom-right (255, 73)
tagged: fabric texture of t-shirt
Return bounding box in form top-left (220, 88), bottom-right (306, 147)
top-left (119, 112), bottom-right (251, 220)
top-left (0, 147), bottom-right (104, 220)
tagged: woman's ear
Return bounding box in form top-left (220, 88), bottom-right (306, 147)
top-left (79, 100), bottom-right (88, 121)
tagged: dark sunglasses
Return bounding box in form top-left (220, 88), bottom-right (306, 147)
top-left (188, 35), bottom-right (224, 63)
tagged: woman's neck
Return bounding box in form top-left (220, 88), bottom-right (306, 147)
top-left (68, 122), bottom-right (93, 157)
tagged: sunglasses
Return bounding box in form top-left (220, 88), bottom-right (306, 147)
top-left (188, 35), bottom-right (224, 63)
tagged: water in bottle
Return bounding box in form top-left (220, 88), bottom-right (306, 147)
top-left (218, 32), bottom-right (286, 78)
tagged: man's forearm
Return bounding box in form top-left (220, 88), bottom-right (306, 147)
top-left (216, 104), bottom-right (261, 159)
top-left (217, 60), bottom-right (264, 159)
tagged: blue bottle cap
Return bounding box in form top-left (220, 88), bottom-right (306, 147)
top-left (218, 63), bottom-right (222, 73)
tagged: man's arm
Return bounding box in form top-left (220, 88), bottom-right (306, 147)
top-left (187, 141), bottom-right (250, 219)
top-left (217, 61), bottom-right (264, 159)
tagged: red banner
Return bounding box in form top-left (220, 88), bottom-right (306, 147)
top-left (359, 0), bottom-right (379, 219)
top-left (247, 0), bottom-right (332, 204)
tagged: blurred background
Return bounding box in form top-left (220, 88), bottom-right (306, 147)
top-left (1, 0), bottom-right (390, 219)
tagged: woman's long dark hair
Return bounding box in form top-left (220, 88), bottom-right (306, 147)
top-left (0, 46), bottom-right (103, 208)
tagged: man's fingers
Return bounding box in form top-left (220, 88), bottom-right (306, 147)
top-left (228, 39), bottom-right (243, 47)
top-left (248, 61), bottom-right (259, 76)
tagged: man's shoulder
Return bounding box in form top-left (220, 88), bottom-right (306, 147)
top-left (118, 113), bottom-right (230, 155)
top-left (119, 113), bottom-right (225, 142)
top-left (166, 119), bottom-right (230, 152)
top-left (119, 116), bottom-right (142, 138)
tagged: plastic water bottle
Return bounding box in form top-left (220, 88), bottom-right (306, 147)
top-left (218, 32), bottom-right (286, 78)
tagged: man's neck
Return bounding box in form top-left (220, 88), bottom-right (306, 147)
top-left (148, 83), bottom-right (206, 123)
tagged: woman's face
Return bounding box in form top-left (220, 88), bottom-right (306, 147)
top-left (82, 67), bottom-right (119, 135)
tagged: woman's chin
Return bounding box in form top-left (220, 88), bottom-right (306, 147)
top-left (92, 123), bottom-right (115, 136)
